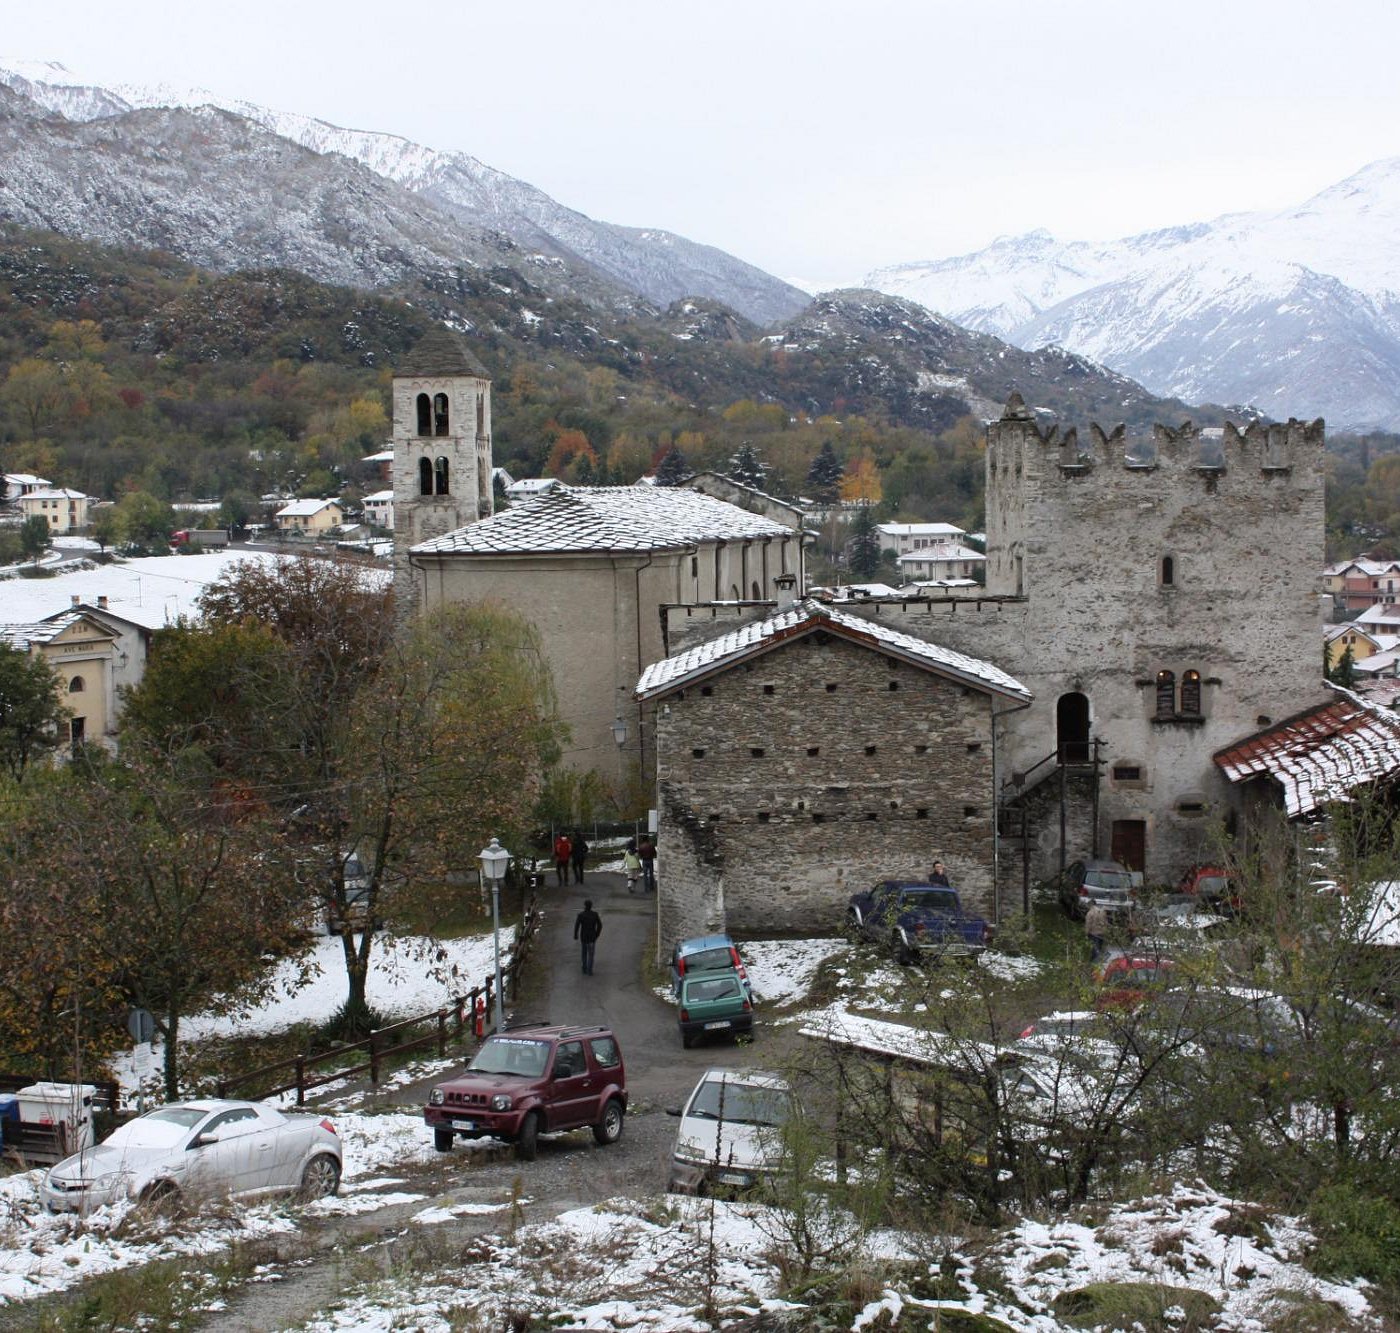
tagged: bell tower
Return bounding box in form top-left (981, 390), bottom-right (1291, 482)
top-left (392, 327), bottom-right (493, 612)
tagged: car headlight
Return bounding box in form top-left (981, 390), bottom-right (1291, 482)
top-left (490, 1094), bottom-right (512, 1112)
top-left (429, 1089), bottom-right (444, 1106)
top-left (93, 1171), bottom-right (132, 1189)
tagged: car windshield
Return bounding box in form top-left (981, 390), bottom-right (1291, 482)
top-left (682, 946), bottom-right (734, 972)
top-left (468, 1038), bottom-right (550, 1077)
top-left (1088, 869), bottom-right (1134, 890)
top-left (899, 889), bottom-right (959, 911)
top-left (685, 975), bottom-right (742, 1001)
top-left (687, 1079), bottom-right (791, 1127)
top-left (107, 1106), bottom-right (209, 1149)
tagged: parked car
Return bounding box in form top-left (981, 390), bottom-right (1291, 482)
top-left (1056, 858), bottom-right (1137, 921)
top-left (1011, 1010), bottom-right (1125, 1072)
top-left (424, 1024), bottom-right (627, 1161)
top-left (1176, 864), bottom-right (1239, 914)
top-left (40, 1100), bottom-right (341, 1215)
top-left (678, 971), bottom-right (754, 1048)
top-left (666, 1068), bottom-right (797, 1195)
top-left (847, 880), bottom-right (993, 964)
top-left (1094, 949), bottom-right (1177, 1009)
top-left (670, 934), bottom-right (752, 998)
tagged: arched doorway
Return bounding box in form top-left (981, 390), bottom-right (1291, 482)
top-left (1057, 692), bottom-right (1090, 763)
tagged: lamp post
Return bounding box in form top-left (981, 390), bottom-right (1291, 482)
top-left (478, 837), bottom-right (511, 1034)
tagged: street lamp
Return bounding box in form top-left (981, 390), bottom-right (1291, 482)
top-left (611, 715), bottom-right (628, 747)
top-left (478, 837), bottom-right (512, 1034)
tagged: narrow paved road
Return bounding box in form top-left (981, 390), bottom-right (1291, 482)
top-left (190, 868), bottom-right (788, 1330)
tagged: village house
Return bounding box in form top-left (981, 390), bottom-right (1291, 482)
top-left (1323, 557), bottom-right (1400, 611)
top-left (0, 610), bottom-right (123, 749)
top-left (636, 598), bottom-right (1029, 938)
top-left (275, 498), bottom-right (344, 535)
top-left (18, 488), bottom-right (90, 534)
top-left (361, 490), bottom-right (394, 530)
top-left (877, 521), bottom-right (967, 556)
top-left (1326, 622), bottom-right (1397, 671)
top-left (895, 541), bottom-right (986, 584)
top-left (2, 473), bottom-right (52, 503)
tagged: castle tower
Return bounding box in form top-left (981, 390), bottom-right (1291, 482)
top-left (392, 327), bottom-right (493, 613)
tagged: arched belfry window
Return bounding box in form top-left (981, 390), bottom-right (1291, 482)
top-left (434, 456), bottom-right (450, 496)
top-left (418, 458), bottom-right (433, 496)
top-left (433, 393), bottom-right (450, 436)
top-left (1161, 555), bottom-right (1175, 587)
top-left (1156, 670), bottom-right (1176, 718)
top-left (68, 676), bottom-right (84, 694)
top-left (1057, 692), bottom-right (1090, 763)
top-left (416, 394), bottom-right (432, 437)
top-left (1181, 669), bottom-right (1202, 715)
top-left (476, 393), bottom-right (485, 436)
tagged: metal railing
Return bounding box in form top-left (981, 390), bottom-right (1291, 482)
top-left (217, 899), bottom-right (544, 1106)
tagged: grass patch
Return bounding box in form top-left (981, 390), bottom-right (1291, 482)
top-left (19, 1241), bottom-right (278, 1330)
top-left (1307, 1183), bottom-right (1400, 1318)
top-left (1051, 1281), bottom-right (1221, 1331)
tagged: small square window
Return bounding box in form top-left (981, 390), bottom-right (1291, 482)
top-left (888, 681), bottom-right (900, 691)
top-left (1113, 765), bottom-right (1141, 781)
top-left (825, 683), bottom-right (838, 693)
top-left (692, 748), bottom-right (706, 759)
top-left (966, 741), bottom-right (982, 753)
top-left (709, 813), bottom-right (722, 823)
top-left (750, 747), bottom-right (765, 758)
top-left (763, 684), bottom-right (774, 695)
top-left (807, 746), bottom-right (820, 757)
top-left (812, 813), bottom-right (825, 824)
top-left (700, 686), bottom-right (713, 697)
top-left (864, 812), bottom-right (878, 821)
top-left (864, 745), bottom-right (877, 756)
top-left (757, 812), bottom-right (770, 823)
top-left (915, 808), bottom-right (929, 820)
top-left (963, 805), bottom-right (979, 818)
top-left (913, 744), bottom-right (928, 755)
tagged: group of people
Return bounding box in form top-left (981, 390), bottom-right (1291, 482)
top-left (551, 831), bottom-right (657, 894)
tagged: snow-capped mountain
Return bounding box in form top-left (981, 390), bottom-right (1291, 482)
top-left (867, 162), bottom-right (1400, 431)
top-left (0, 59), bottom-right (808, 326)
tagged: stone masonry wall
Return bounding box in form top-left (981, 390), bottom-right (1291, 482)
top-left (654, 633), bottom-right (998, 944)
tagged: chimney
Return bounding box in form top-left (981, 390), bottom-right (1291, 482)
top-left (774, 572), bottom-right (798, 612)
top-left (70, 595), bottom-right (79, 607)
top-left (97, 596), bottom-right (108, 609)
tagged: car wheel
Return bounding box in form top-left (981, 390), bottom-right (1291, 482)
top-left (681, 1030), bottom-right (695, 1049)
top-left (892, 935), bottom-right (914, 967)
top-left (515, 1111), bottom-right (540, 1161)
top-left (433, 1128), bottom-right (454, 1153)
top-left (137, 1180), bottom-right (179, 1213)
top-left (299, 1154), bottom-right (341, 1200)
top-left (592, 1098), bottom-right (625, 1145)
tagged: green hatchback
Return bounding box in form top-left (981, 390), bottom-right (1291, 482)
top-left (678, 970), bottom-right (753, 1048)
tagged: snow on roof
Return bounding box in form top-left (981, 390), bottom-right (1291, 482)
top-left (876, 522), bottom-right (965, 538)
top-left (361, 450), bottom-right (394, 463)
top-left (0, 552), bottom-right (295, 631)
top-left (1214, 686), bottom-right (1400, 818)
top-left (362, 490), bottom-right (394, 503)
top-left (896, 544), bottom-right (985, 564)
top-left (3, 473), bottom-right (50, 486)
top-left (413, 486), bottom-right (793, 557)
top-left (1354, 603), bottom-right (1400, 626)
top-left (635, 598), bottom-right (1030, 702)
top-left (0, 610), bottom-right (87, 650)
top-left (504, 478), bottom-right (563, 496)
top-left (22, 488), bottom-right (88, 501)
top-left (1354, 649), bottom-right (1400, 675)
top-left (798, 1004), bottom-right (1001, 1067)
top-left (276, 498), bottom-right (341, 518)
top-left (811, 582), bottom-right (903, 599)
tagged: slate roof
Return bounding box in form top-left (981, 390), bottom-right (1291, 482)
top-left (635, 598), bottom-right (1030, 702)
top-left (412, 486), bottom-right (794, 557)
top-left (0, 610), bottom-right (87, 650)
top-left (1213, 686), bottom-right (1400, 818)
top-left (276, 498), bottom-right (342, 518)
top-left (394, 326), bottom-right (490, 379)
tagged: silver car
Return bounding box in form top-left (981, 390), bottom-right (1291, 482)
top-left (666, 1068), bottom-right (796, 1195)
top-left (40, 1099), bottom-right (342, 1214)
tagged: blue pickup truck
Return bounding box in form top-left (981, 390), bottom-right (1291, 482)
top-left (847, 879), bottom-right (993, 964)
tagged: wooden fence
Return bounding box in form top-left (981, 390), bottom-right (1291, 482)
top-left (217, 899), bottom-right (544, 1106)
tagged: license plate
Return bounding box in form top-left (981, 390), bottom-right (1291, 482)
top-left (452, 1118), bottom-right (476, 1131)
top-left (718, 1171), bottom-right (749, 1185)
top-left (704, 1020), bottom-right (731, 1031)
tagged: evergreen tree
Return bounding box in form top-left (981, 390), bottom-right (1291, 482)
top-left (847, 504), bottom-right (882, 580)
top-left (807, 441), bottom-right (844, 501)
top-left (654, 446), bottom-right (691, 487)
top-left (1330, 641), bottom-right (1357, 689)
top-left (19, 515), bottom-right (51, 564)
top-left (728, 442), bottom-right (769, 491)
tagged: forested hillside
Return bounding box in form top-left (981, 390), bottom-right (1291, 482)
top-left (0, 225), bottom-right (1259, 534)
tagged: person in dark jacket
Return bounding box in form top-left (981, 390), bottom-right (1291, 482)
top-left (574, 899), bottom-right (603, 974)
top-left (638, 836), bottom-right (657, 893)
top-left (929, 860), bottom-right (950, 886)
top-left (571, 831), bottom-right (589, 884)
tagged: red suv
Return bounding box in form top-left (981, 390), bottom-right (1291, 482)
top-left (425, 1024), bottom-right (627, 1161)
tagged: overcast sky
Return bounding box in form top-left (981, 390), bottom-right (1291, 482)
top-left (5, 0), bottom-right (1398, 291)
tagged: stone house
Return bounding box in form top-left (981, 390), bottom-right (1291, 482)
top-left (18, 488), bottom-right (89, 533)
top-left (275, 498), bottom-right (344, 534)
top-left (636, 598), bottom-right (1029, 941)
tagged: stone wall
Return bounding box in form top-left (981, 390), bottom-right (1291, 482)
top-left (654, 632), bottom-right (998, 944)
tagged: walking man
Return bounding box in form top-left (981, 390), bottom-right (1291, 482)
top-left (574, 899), bottom-right (602, 975)
top-left (1085, 901), bottom-right (1108, 964)
top-left (553, 831), bottom-right (572, 887)
top-left (638, 836), bottom-right (657, 893)
top-left (570, 831), bottom-right (589, 885)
